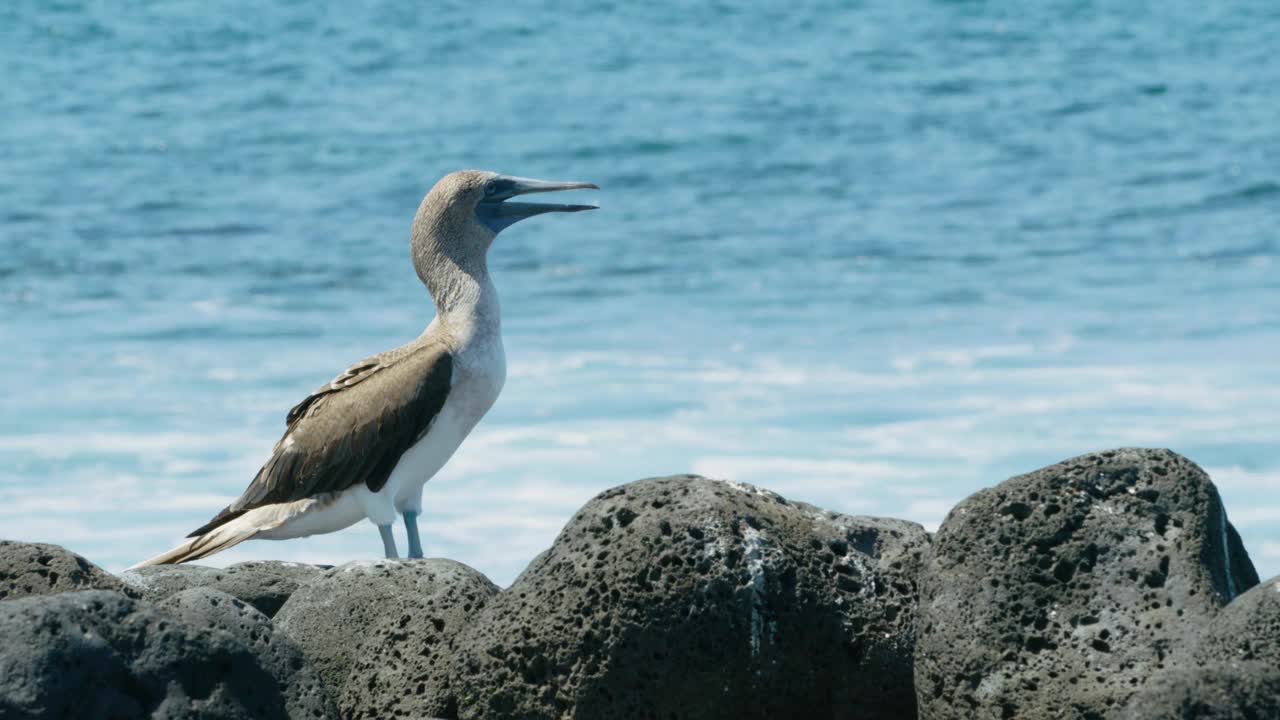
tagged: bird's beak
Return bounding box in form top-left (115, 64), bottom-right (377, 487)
top-left (476, 175), bottom-right (599, 232)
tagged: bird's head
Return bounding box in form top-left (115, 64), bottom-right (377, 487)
top-left (411, 170), bottom-right (597, 274)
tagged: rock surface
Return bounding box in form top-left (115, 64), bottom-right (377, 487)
top-left (421, 475), bottom-right (929, 720)
top-left (159, 587), bottom-right (337, 719)
top-left (1119, 663), bottom-right (1280, 720)
top-left (2, 454), bottom-right (1269, 719)
top-left (0, 540), bottom-right (138, 601)
top-left (121, 560), bottom-right (327, 617)
top-left (274, 558), bottom-right (497, 716)
top-left (915, 448), bottom-right (1259, 720)
top-left (0, 590), bottom-right (293, 719)
top-left (1119, 575), bottom-right (1280, 719)
top-left (1195, 574), bottom-right (1280, 664)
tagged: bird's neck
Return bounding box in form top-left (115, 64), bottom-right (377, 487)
top-left (426, 261), bottom-right (501, 340)
top-left (409, 203), bottom-right (501, 341)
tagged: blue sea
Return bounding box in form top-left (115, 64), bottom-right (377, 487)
top-left (3, 1), bottom-right (1277, 585)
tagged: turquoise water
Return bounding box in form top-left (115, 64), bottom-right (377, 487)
top-left (2, 1), bottom-right (1277, 585)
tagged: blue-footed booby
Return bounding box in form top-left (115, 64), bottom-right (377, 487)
top-left (132, 170), bottom-right (597, 567)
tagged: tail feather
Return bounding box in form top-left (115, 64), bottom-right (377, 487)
top-left (129, 497), bottom-right (327, 571)
top-left (128, 519), bottom-right (260, 570)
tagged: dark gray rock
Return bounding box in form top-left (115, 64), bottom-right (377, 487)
top-left (118, 562), bottom-right (222, 602)
top-left (159, 587), bottom-right (337, 719)
top-left (915, 448), bottom-right (1259, 720)
top-left (120, 560), bottom-right (327, 617)
top-left (1119, 663), bottom-right (1280, 720)
top-left (0, 590), bottom-right (291, 719)
top-left (1196, 574), bottom-right (1280, 664)
top-left (274, 558), bottom-right (497, 716)
top-left (1118, 575), bottom-right (1280, 719)
top-left (336, 561), bottom-right (501, 719)
top-left (0, 540), bottom-right (138, 601)
top-left (424, 475), bottom-right (928, 720)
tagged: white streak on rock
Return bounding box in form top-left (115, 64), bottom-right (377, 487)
top-left (1219, 497), bottom-right (1238, 599)
top-left (700, 518), bottom-right (728, 559)
top-left (743, 526), bottom-right (768, 657)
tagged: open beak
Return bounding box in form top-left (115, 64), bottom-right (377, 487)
top-left (476, 175), bottom-right (599, 232)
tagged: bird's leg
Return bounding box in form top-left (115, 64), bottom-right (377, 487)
top-left (378, 524), bottom-right (399, 559)
top-left (404, 511), bottom-right (424, 559)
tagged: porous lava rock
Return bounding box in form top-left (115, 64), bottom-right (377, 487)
top-left (1120, 575), bottom-right (1280, 719)
top-left (420, 475), bottom-right (928, 720)
top-left (1195, 574), bottom-right (1280, 664)
top-left (159, 587), bottom-right (337, 719)
top-left (120, 560), bottom-right (327, 617)
top-left (0, 540), bottom-right (138, 601)
top-left (915, 448), bottom-right (1259, 720)
top-left (1119, 663), bottom-right (1280, 719)
top-left (273, 558), bottom-right (497, 715)
top-left (0, 590), bottom-right (293, 719)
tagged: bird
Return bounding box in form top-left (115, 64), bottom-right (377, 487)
top-left (131, 170), bottom-right (597, 568)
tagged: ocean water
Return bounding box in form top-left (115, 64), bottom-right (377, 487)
top-left (2, 1), bottom-right (1277, 585)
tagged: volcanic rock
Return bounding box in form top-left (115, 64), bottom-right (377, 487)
top-left (1120, 575), bottom-right (1280, 719)
top-left (0, 590), bottom-right (292, 719)
top-left (1196, 574), bottom-right (1280, 664)
top-left (273, 558), bottom-right (497, 716)
top-left (120, 560), bottom-right (327, 617)
top-left (159, 587), bottom-right (337, 718)
top-left (421, 475), bottom-right (929, 720)
top-left (0, 540), bottom-right (138, 601)
top-left (1119, 663), bottom-right (1280, 719)
top-left (915, 448), bottom-right (1259, 720)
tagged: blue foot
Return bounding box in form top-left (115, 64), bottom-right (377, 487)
top-left (378, 524), bottom-right (399, 559)
top-left (404, 511), bottom-right (423, 559)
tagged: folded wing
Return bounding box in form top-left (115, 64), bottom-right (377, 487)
top-left (188, 338), bottom-right (453, 537)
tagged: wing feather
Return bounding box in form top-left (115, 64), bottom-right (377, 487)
top-left (188, 341), bottom-right (453, 537)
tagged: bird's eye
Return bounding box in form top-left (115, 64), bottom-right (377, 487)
top-left (483, 180), bottom-right (499, 196)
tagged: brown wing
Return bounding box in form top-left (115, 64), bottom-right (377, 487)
top-left (284, 359), bottom-right (384, 426)
top-left (188, 340), bottom-right (453, 537)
